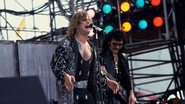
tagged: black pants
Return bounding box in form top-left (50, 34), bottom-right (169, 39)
top-left (106, 91), bottom-right (128, 104)
top-left (74, 88), bottom-right (95, 104)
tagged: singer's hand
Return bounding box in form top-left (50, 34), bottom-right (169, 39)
top-left (63, 71), bottom-right (75, 91)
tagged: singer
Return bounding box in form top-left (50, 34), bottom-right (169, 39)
top-left (50, 10), bottom-right (119, 104)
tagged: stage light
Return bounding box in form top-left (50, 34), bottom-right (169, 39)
top-left (138, 19), bottom-right (148, 30)
top-left (135, 0), bottom-right (145, 8)
top-left (120, 1), bottom-right (130, 12)
top-left (121, 22), bottom-right (132, 32)
top-left (115, 0), bottom-right (165, 43)
top-left (104, 25), bottom-right (113, 34)
top-left (100, 1), bottom-right (119, 35)
top-left (102, 2), bottom-right (112, 14)
top-left (153, 16), bottom-right (163, 27)
top-left (150, 0), bottom-right (161, 7)
top-left (86, 8), bottom-right (96, 19)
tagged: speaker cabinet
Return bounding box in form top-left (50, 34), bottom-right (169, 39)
top-left (0, 76), bottom-right (49, 104)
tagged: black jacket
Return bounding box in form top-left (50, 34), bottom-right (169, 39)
top-left (100, 50), bottom-right (132, 96)
top-left (50, 37), bottom-right (104, 104)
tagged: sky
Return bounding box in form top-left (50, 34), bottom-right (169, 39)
top-left (0, 0), bottom-right (97, 41)
top-left (0, 0), bottom-right (69, 41)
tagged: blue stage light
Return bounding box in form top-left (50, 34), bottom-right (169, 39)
top-left (136, 0), bottom-right (145, 8)
top-left (102, 3), bottom-right (112, 14)
top-left (138, 19), bottom-right (148, 30)
top-left (104, 25), bottom-right (113, 34)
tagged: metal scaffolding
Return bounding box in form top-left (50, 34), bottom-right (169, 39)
top-left (0, 0), bottom-right (185, 103)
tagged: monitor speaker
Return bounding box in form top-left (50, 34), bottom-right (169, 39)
top-left (0, 76), bottom-right (49, 104)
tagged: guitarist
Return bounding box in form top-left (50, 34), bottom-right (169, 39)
top-left (99, 29), bottom-right (136, 104)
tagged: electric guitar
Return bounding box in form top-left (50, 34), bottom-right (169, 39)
top-left (104, 72), bottom-right (128, 103)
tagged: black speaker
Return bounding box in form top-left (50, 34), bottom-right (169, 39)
top-left (0, 76), bottom-right (49, 104)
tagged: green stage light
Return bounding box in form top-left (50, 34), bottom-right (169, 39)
top-left (136, 0), bottom-right (145, 8)
top-left (102, 2), bottom-right (112, 14)
top-left (104, 25), bottom-right (113, 34)
top-left (138, 19), bottom-right (148, 30)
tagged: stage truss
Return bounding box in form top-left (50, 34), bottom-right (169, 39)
top-left (0, 0), bottom-right (185, 103)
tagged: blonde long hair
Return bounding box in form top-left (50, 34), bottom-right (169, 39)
top-left (66, 10), bottom-right (89, 38)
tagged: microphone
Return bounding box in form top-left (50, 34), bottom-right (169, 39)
top-left (89, 23), bottom-right (103, 32)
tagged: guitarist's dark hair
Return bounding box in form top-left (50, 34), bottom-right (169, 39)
top-left (102, 29), bottom-right (127, 53)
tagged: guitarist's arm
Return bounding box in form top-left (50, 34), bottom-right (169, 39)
top-left (100, 66), bottom-right (137, 104)
top-left (100, 66), bottom-right (128, 102)
top-left (105, 76), bottom-right (119, 94)
top-left (128, 90), bottom-right (137, 104)
top-left (100, 66), bottom-right (119, 94)
top-left (121, 54), bottom-right (137, 104)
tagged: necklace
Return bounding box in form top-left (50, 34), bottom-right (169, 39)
top-left (115, 61), bottom-right (118, 74)
top-left (113, 54), bottom-right (119, 74)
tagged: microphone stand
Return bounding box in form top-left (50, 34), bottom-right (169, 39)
top-left (91, 25), bottom-right (106, 104)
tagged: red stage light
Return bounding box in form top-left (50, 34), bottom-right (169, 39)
top-left (150, 0), bottom-right (161, 7)
top-left (153, 16), bottom-right (163, 27)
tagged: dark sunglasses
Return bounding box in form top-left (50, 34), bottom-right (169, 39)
top-left (112, 43), bottom-right (123, 46)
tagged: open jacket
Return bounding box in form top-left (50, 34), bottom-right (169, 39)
top-left (50, 37), bottom-right (104, 104)
top-left (100, 50), bottom-right (132, 96)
